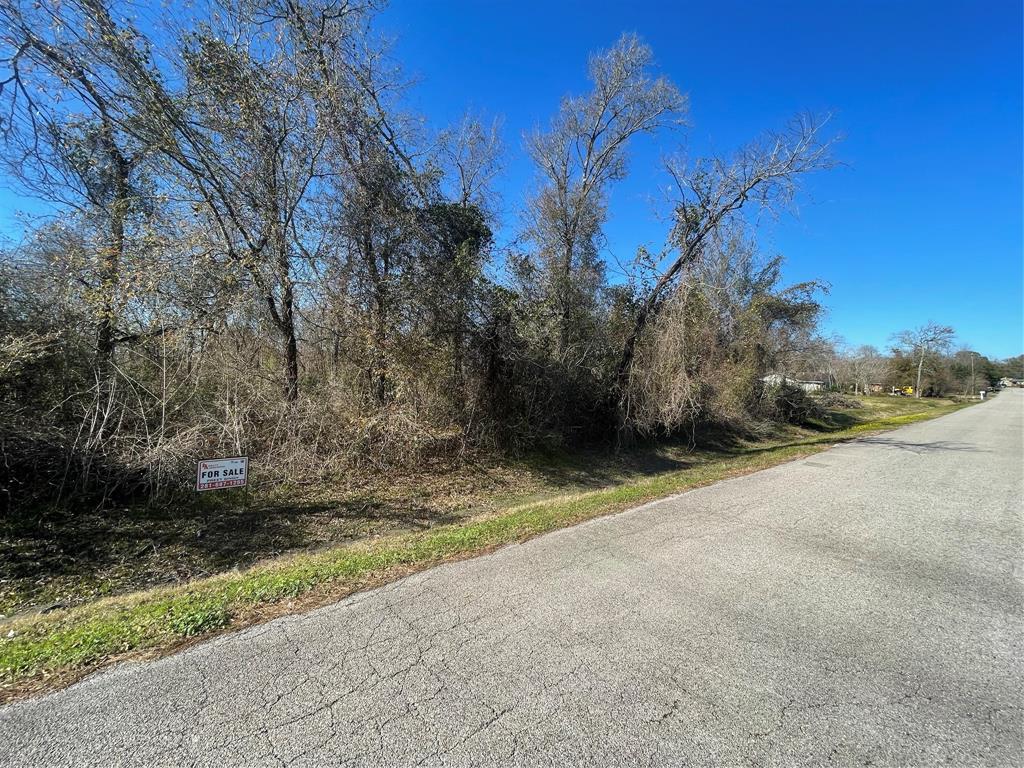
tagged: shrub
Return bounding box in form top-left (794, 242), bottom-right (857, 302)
top-left (814, 391), bottom-right (863, 409)
top-left (764, 384), bottom-right (824, 425)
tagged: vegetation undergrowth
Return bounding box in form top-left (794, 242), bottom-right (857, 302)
top-left (0, 396), bottom-right (971, 702)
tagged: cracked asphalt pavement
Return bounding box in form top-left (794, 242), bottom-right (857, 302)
top-left (2, 390), bottom-right (1022, 766)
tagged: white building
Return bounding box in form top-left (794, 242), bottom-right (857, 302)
top-left (761, 374), bottom-right (826, 393)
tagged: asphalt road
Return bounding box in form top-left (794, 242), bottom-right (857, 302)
top-left (3, 391), bottom-right (1022, 767)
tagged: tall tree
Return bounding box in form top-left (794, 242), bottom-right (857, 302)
top-left (53, 0), bottom-right (348, 403)
top-left (278, 0), bottom-right (438, 406)
top-left (0, 0), bottom-right (148, 378)
top-left (524, 34), bottom-right (684, 359)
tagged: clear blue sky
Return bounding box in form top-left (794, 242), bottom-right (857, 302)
top-left (376, 0), bottom-right (1023, 359)
top-left (1, 0), bottom-right (1020, 358)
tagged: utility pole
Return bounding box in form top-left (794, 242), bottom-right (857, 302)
top-left (971, 351), bottom-right (976, 398)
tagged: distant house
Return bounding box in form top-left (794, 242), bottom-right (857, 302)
top-left (999, 377), bottom-right (1023, 388)
top-left (761, 374), bottom-right (826, 393)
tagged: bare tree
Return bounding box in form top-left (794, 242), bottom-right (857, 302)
top-left (893, 322), bottom-right (955, 398)
top-left (850, 345), bottom-right (885, 394)
top-left (41, 0), bottom-right (348, 404)
top-left (0, 0), bottom-right (147, 377)
top-left (524, 33), bottom-right (685, 357)
top-left (616, 114), bottom-right (836, 428)
top-left (437, 114), bottom-right (504, 212)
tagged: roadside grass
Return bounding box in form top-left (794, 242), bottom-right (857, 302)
top-left (0, 396), bottom-right (971, 701)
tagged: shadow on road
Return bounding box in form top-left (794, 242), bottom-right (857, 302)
top-left (855, 437), bottom-right (987, 454)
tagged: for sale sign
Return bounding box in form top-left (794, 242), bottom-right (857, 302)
top-left (196, 456), bottom-right (248, 491)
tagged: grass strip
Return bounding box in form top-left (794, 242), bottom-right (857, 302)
top-left (0, 400), bottom-right (968, 701)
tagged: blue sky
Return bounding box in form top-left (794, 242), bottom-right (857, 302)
top-left (1, 0), bottom-right (1020, 358)
top-left (375, 0), bottom-right (1023, 358)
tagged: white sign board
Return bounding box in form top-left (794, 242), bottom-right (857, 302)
top-left (196, 456), bottom-right (248, 491)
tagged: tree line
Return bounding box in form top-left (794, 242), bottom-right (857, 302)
top-left (822, 326), bottom-right (1020, 398)
top-left (0, 0), bottom-right (1003, 512)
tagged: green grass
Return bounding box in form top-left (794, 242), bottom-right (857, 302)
top-left (0, 396), bottom-right (970, 700)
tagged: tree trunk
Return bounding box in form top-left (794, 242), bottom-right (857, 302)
top-left (452, 323), bottom-right (467, 416)
top-left (372, 279), bottom-right (389, 406)
top-left (555, 243), bottom-right (574, 359)
top-left (361, 226), bottom-right (390, 406)
top-left (614, 290), bottom-right (658, 440)
top-left (275, 243), bottom-right (300, 404)
top-left (95, 135), bottom-right (130, 384)
top-left (282, 313), bottom-right (299, 404)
